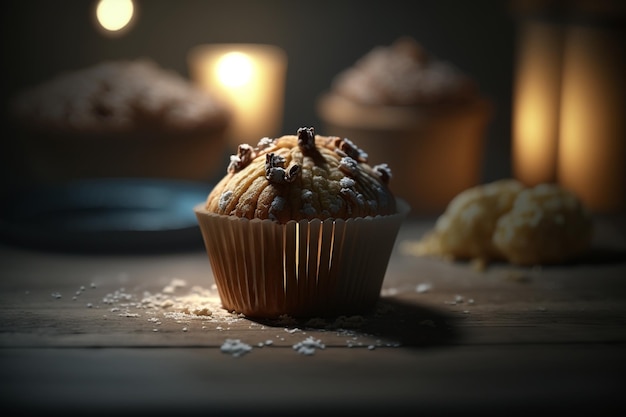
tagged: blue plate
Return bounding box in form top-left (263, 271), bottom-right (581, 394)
top-left (0, 178), bottom-right (212, 253)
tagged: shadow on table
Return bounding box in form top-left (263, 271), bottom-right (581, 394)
top-left (578, 246), bottom-right (626, 266)
top-left (253, 296), bottom-right (462, 348)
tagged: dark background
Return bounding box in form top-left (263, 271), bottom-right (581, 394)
top-left (0, 0), bottom-right (518, 184)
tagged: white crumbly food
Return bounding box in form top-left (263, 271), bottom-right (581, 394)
top-left (493, 183), bottom-right (594, 265)
top-left (403, 179), bottom-right (593, 266)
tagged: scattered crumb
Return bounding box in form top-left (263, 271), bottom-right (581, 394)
top-left (416, 283), bottom-right (432, 293)
top-left (44, 276), bottom-right (442, 355)
top-left (221, 339), bottom-right (252, 357)
top-left (285, 327), bottom-right (302, 334)
top-left (293, 336), bottom-right (326, 355)
top-left (185, 307), bottom-right (212, 316)
top-left (161, 278), bottom-right (188, 294)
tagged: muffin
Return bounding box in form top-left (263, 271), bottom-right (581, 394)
top-left (194, 126), bottom-right (409, 318)
top-left (403, 179), bottom-right (593, 266)
top-left (316, 36), bottom-right (492, 214)
top-left (7, 59), bottom-right (232, 185)
top-left (493, 183), bottom-right (594, 265)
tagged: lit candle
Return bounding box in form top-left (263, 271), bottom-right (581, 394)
top-left (188, 44), bottom-right (287, 151)
top-left (512, 18), bottom-right (564, 186)
top-left (558, 23), bottom-right (625, 213)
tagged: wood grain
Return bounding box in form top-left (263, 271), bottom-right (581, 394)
top-left (1, 216), bottom-right (625, 415)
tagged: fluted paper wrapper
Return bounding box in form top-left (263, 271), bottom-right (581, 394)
top-left (194, 199), bottom-right (409, 318)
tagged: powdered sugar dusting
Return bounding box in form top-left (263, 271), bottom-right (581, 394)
top-left (42, 275), bottom-right (453, 358)
top-left (339, 176), bottom-right (356, 189)
top-left (99, 278), bottom-right (246, 325)
top-left (293, 336), bottom-right (326, 355)
top-left (221, 339), bottom-right (253, 357)
top-left (218, 190), bottom-right (233, 211)
top-left (339, 156), bottom-right (359, 176)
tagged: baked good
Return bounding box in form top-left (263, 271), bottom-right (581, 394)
top-left (316, 36), bottom-right (492, 214)
top-left (194, 127), bottom-right (409, 318)
top-left (8, 59), bottom-right (231, 184)
top-left (493, 183), bottom-right (594, 265)
top-left (330, 36), bottom-right (477, 106)
top-left (404, 179), bottom-right (593, 266)
top-left (411, 179), bottom-right (525, 262)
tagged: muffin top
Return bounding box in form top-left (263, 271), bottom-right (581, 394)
top-left (330, 36), bottom-right (478, 106)
top-left (10, 59), bottom-right (231, 134)
top-left (205, 127), bottom-right (397, 223)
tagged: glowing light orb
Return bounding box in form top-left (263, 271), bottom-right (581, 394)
top-left (96, 0), bottom-right (135, 32)
top-left (216, 52), bottom-right (254, 88)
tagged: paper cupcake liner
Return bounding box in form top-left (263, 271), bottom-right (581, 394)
top-left (195, 199), bottom-right (409, 318)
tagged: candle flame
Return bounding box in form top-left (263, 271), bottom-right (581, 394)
top-left (216, 52), bottom-right (253, 88)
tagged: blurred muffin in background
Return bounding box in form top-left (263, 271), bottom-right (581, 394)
top-left (8, 59), bottom-right (232, 186)
top-left (316, 36), bottom-right (492, 215)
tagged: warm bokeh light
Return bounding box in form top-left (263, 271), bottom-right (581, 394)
top-left (512, 20), bottom-right (563, 186)
top-left (514, 18), bottom-right (625, 212)
top-left (188, 43), bottom-right (287, 148)
top-left (95, 0), bottom-right (135, 32)
top-left (216, 52), bottom-right (254, 88)
top-left (558, 24), bottom-right (625, 212)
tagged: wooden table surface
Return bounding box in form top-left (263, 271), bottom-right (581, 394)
top-left (1, 215), bottom-right (625, 416)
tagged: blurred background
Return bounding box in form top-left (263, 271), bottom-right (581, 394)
top-left (0, 0), bottom-right (517, 183)
top-left (0, 0), bottom-right (623, 252)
